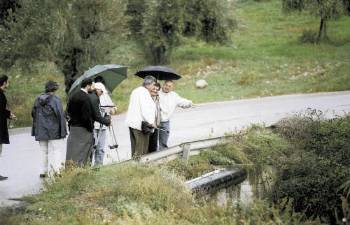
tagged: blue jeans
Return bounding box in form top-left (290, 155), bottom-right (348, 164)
top-left (159, 121), bottom-right (170, 150)
top-left (94, 129), bottom-right (106, 165)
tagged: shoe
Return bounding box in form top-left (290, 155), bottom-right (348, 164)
top-left (0, 175), bottom-right (8, 181)
top-left (39, 173), bottom-right (47, 178)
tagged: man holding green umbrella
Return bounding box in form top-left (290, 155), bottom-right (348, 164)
top-left (66, 65), bottom-right (126, 165)
top-left (66, 79), bottom-right (99, 165)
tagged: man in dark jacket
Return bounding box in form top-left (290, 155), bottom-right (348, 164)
top-left (66, 78), bottom-right (110, 166)
top-left (32, 81), bottom-right (67, 177)
top-left (0, 75), bottom-right (16, 181)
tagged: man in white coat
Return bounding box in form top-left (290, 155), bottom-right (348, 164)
top-left (126, 76), bottom-right (156, 158)
top-left (158, 80), bottom-right (192, 150)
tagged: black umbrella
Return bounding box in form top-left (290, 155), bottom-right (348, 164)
top-left (135, 66), bottom-right (181, 80)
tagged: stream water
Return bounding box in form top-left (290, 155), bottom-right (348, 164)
top-left (209, 168), bottom-right (274, 206)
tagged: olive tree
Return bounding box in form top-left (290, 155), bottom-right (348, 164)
top-left (282, 0), bottom-right (347, 42)
top-left (141, 0), bottom-right (183, 64)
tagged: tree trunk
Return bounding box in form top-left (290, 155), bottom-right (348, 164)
top-left (317, 17), bottom-right (328, 43)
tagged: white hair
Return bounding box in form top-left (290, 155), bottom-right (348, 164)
top-left (142, 75), bottom-right (156, 87)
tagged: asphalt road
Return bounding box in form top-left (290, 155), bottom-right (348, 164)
top-left (1, 91), bottom-right (350, 207)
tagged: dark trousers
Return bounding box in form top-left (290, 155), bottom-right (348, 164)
top-left (66, 126), bottom-right (94, 166)
top-left (148, 129), bottom-right (158, 153)
top-left (129, 127), bottom-right (150, 158)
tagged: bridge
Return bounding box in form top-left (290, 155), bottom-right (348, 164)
top-left (1, 91), bottom-right (350, 207)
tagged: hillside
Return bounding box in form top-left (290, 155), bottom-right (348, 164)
top-left (4, 0), bottom-right (350, 127)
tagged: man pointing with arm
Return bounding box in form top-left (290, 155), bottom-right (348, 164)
top-left (158, 80), bottom-right (192, 150)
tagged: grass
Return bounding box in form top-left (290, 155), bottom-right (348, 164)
top-left (3, 0), bottom-right (350, 127)
top-left (0, 162), bottom-right (317, 225)
top-left (171, 0), bottom-right (350, 102)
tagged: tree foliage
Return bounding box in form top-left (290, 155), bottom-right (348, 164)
top-left (0, 0), bottom-right (63, 69)
top-left (0, 0), bottom-right (234, 85)
top-left (56, 0), bottom-right (115, 92)
top-left (0, 0), bottom-right (126, 92)
top-left (125, 0), bottom-right (147, 37)
top-left (140, 0), bottom-right (183, 65)
top-left (345, 0), bottom-right (350, 15)
top-left (0, 0), bottom-right (18, 27)
top-left (182, 0), bottom-right (233, 43)
top-left (125, 0), bottom-right (234, 64)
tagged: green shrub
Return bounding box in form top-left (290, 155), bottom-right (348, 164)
top-left (272, 112), bottom-right (350, 224)
top-left (210, 141), bottom-right (251, 165)
top-left (299, 30), bottom-right (319, 44)
top-left (165, 155), bottom-right (214, 179)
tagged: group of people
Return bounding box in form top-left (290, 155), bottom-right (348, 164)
top-left (33, 77), bottom-right (118, 178)
top-left (126, 75), bottom-right (192, 159)
top-left (0, 73), bottom-right (192, 180)
top-left (0, 74), bottom-right (117, 180)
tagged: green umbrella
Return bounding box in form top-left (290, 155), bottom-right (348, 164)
top-left (68, 64), bottom-right (127, 96)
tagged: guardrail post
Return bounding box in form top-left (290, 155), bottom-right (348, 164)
top-left (182, 143), bottom-right (191, 162)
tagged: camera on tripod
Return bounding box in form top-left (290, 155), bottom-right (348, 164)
top-left (100, 105), bottom-right (118, 150)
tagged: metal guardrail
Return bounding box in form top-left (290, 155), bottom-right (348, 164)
top-left (186, 168), bottom-right (247, 192)
top-left (140, 135), bottom-right (235, 164)
top-left (122, 135), bottom-right (248, 192)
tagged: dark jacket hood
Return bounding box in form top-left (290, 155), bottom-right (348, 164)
top-left (38, 93), bottom-right (51, 106)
